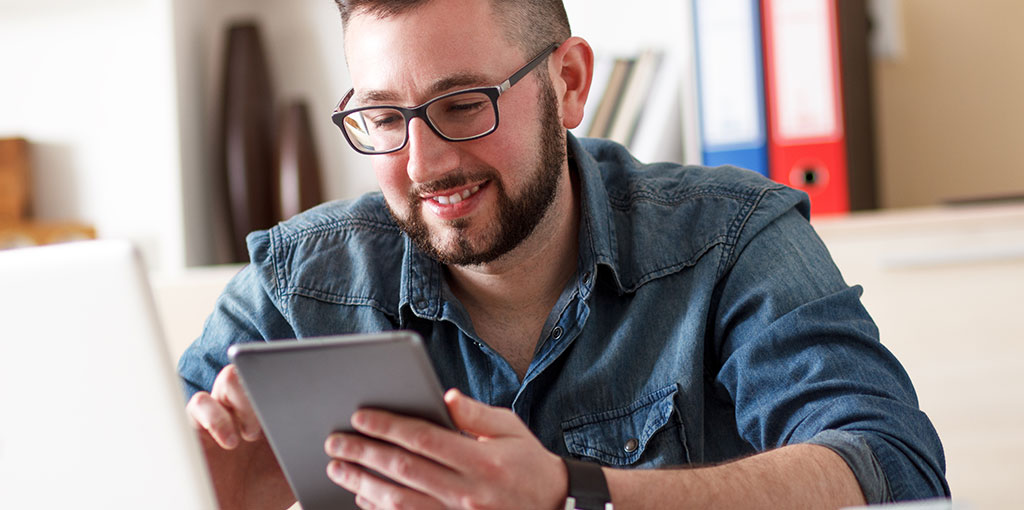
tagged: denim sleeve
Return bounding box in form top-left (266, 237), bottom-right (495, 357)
top-left (712, 194), bottom-right (949, 503)
top-left (176, 230), bottom-right (297, 402)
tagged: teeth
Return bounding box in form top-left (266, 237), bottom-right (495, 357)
top-left (433, 185), bottom-right (480, 205)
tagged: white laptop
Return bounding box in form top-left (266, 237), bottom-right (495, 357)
top-left (0, 240), bottom-right (217, 509)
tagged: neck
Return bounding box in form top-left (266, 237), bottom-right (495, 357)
top-left (446, 163), bottom-right (580, 316)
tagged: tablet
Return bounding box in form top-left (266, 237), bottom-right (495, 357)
top-left (228, 331), bottom-right (454, 510)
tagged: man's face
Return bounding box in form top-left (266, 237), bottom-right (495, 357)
top-left (344, 0), bottom-right (567, 266)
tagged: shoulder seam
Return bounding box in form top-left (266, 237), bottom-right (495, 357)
top-left (606, 183), bottom-right (786, 211)
top-left (717, 185), bottom-right (774, 279)
top-left (621, 233), bottom-right (729, 292)
top-left (277, 217), bottom-right (402, 244)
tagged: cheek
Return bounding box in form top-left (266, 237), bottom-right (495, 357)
top-left (373, 158), bottom-right (412, 208)
top-left (486, 128), bottom-right (540, 186)
top-left (477, 98), bottom-right (541, 174)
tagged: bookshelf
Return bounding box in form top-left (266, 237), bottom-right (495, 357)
top-left (564, 0), bottom-right (700, 166)
top-left (567, 0), bottom-right (882, 217)
top-left (0, 0), bottom-right (869, 267)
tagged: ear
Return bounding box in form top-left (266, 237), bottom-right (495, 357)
top-left (548, 37), bottom-right (594, 130)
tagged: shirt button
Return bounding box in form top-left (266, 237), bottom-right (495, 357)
top-left (624, 438), bottom-right (639, 453)
top-left (552, 326), bottom-right (563, 340)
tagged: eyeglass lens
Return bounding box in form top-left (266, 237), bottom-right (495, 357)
top-left (341, 90), bottom-right (497, 153)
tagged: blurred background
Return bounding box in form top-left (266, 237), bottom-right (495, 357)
top-left (2, 0), bottom-right (1022, 270)
top-left (1, 0), bottom-right (1021, 507)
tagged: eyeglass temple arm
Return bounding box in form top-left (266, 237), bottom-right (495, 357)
top-left (334, 89), bottom-right (355, 113)
top-left (498, 42), bottom-right (561, 93)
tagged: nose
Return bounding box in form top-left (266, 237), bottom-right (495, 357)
top-left (404, 118), bottom-right (460, 184)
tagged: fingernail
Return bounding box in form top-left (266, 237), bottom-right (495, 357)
top-left (329, 460), bottom-right (348, 480)
top-left (351, 411), bottom-right (366, 428)
top-left (326, 435), bottom-right (343, 454)
top-left (224, 434), bottom-right (239, 449)
top-left (242, 427), bottom-right (261, 442)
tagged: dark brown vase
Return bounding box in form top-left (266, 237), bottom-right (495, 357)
top-left (275, 101), bottom-right (324, 220)
top-left (219, 22), bottom-right (276, 262)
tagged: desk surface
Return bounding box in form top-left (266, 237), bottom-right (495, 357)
top-left (815, 204), bottom-right (1024, 509)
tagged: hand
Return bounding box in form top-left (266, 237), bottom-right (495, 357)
top-left (186, 364), bottom-right (294, 510)
top-left (187, 364), bottom-right (261, 448)
top-left (324, 388), bottom-right (568, 510)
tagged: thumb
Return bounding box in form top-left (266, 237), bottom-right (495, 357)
top-left (445, 388), bottom-right (524, 438)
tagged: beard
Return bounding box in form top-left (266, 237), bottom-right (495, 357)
top-left (385, 78), bottom-right (566, 266)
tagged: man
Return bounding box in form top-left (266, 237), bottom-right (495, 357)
top-left (179, 0), bottom-right (949, 508)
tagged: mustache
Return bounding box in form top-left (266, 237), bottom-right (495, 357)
top-left (410, 168), bottom-right (500, 196)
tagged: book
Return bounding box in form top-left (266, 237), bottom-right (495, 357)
top-left (607, 50), bottom-right (661, 146)
top-left (762, 0), bottom-right (850, 215)
top-left (0, 137), bottom-right (30, 222)
top-left (630, 53), bottom-right (685, 164)
top-left (572, 55), bottom-right (615, 138)
top-left (587, 57), bottom-right (634, 139)
top-left (693, 0), bottom-right (769, 175)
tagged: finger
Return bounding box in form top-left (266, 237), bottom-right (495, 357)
top-left (350, 408), bottom-right (481, 471)
top-left (186, 391), bottom-right (241, 449)
top-left (326, 459), bottom-right (445, 510)
top-left (325, 433), bottom-right (467, 504)
top-left (444, 388), bottom-right (525, 438)
top-left (354, 494), bottom-right (379, 510)
top-left (210, 365), bottom-right (262, 441)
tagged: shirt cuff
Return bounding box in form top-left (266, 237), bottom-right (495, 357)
top-left (805, 429), bottom-right (893, 504)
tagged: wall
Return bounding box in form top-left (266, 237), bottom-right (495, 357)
top-left (563, 0), bottom-right (690, 56)
top-left (873, 0), bottom-right (1024, 208)
top-left (184, 0), bottom-right (376, 266)
top-left (0, 0), bottom-right (185, 269)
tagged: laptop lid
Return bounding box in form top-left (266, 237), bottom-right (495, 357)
top-left (0, 240), bottom-right (217, 509)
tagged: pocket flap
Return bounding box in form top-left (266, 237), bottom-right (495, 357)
top-left (562, 384), bottom-right (680, 466)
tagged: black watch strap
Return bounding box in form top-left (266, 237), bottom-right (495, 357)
top-left (562, 458), bottom-right (613, 510)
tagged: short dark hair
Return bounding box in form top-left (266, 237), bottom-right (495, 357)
top-left (332, 0), bottom-right (571, 57)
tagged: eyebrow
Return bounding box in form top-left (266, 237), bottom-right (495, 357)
top-left (354, 72), bottom-right (493, 106)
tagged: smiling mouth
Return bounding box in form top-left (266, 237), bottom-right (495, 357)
top-left (429, 184), bottom-right (482, 205)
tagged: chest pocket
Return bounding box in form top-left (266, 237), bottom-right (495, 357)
top-left (561, 384), bottom-right (690, 468)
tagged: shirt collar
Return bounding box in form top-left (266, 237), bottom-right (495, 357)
top-left (397, 132), bottom-right (628, 325)
top-left (400, 235), bottom-right (444, 324)
top-left (567, 132), bottom-right (627, 296)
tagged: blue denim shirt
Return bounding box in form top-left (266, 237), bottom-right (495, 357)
top-left (179, 135), bottom-right (948, 504)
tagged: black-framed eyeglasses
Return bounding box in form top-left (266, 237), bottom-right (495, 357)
top-left (331, 42), bottom-right (560, 155)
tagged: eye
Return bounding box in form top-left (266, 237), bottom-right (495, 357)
top-left (446, 100), bottom-right (488, 115)
top-left (368, 112), bottom-right (402, 129)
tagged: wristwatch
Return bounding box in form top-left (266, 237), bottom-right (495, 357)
top-left (562, 458), bottom-right (614, 510)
